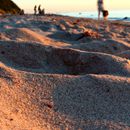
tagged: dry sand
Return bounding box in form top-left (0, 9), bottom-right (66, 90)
top-left (0, 14), bottom-right (130, 129)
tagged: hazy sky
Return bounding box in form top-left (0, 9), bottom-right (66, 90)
top-left (12, 0), bottom-right (130, 13)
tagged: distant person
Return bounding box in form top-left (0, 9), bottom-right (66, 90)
top-left (97, 0), bottom-right (104, 20)
top-left (97, 0), bottom-right (109, 20)
top-left (19, 9), bottom-right (24, 15)
top-left (34, 5), bottom-right (37, 15)
top-left (38, 5), bottom-right (42, 15)
top-left (41, 8), bottom-right (45, 15)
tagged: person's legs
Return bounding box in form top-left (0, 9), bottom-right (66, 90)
top-left (98, 3), bottom-right (104, 20)
top-left (98, 10), bottom-right (101, 20)
top-left (104, 16), bottom-right (107, 20)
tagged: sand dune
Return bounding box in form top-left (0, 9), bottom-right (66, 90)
top-left (0, 64), bottom-right (130, 129)
top-left (117, 50), bottom-right (130, 59)
top-left (2, 28), bottom-right (69, 47)
top-left (71, 39), bottom-right (130, 55)
top-left (0, 15), bottom-right (130, 129)
top-left (0, 40), bottom-right (130, 76)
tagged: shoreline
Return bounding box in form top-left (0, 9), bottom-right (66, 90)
top-left (1, 11), bottom-right (130, 21)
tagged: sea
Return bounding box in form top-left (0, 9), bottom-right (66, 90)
top-left (59, 10), bottom-right (130, 22)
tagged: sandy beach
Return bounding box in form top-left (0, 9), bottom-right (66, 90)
top-left (0, 14), bottom-right (130, 129)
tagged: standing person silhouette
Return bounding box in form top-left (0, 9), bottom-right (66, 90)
top-left (34, 5), bottom-right (37, 15)
top-left (38, 5), bottom-right (42, 15)
top-left (97, 0), bottom-right (104, 20)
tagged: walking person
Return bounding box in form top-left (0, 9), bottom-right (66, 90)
top-left (97, 0), bottom-right (104, 20)
top-left (97, 0), bottom-right (109, 20)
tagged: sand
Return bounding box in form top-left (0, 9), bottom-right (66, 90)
top-left (0, 14), bottom-right (130, 129)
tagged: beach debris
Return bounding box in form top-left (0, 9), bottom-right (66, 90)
top-left (123, 17), bottom-right (128, 20)
top-left (77, 29), bottom-right (100, 40)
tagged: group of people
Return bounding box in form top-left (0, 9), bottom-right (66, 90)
top-left (97, 0), bottom-right (109, 20)
top-left (34, 5), bottom-right (45, 15)
top-left (33, 1), bottom-right (107, 19)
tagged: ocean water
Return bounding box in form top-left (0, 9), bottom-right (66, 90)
top-left (59, 10), bottom-right (130, 22)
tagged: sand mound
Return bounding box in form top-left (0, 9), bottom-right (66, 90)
top-left (0, 64), bottom-right (130, 129)
top-left (4, 28), bottom-right (43, 42)
top-left (48, 31), bottom-right (86, 43)
top-left (117, 50), bottom-right (130, 59)
top-left (3, 28), bottom-right (69, 47)
top-left (71, 39), bottom-right (130, 55)
top-left (0, 40), bottom-right (130, 76)
top-left (0, 32), bottom-right (10, 40)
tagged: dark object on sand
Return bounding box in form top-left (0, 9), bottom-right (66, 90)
top-left (38, 9), bottom-right (45, 15)
top-left (19, 9), bottom-right (24, 15)
top-left (38, 5), bottom-right (45, 15)
top-left (123, 17), bottom-right (128, 20)
top-left (77, 30), bottom-right (100, 40)
top-left (103, 10), bottom-right (109, 17)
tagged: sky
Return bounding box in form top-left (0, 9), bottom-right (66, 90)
top-left (12, 0), bottom-right (130, 13)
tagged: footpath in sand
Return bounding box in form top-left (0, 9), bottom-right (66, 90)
top-left (0, 15), bottom-right (130, 129)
